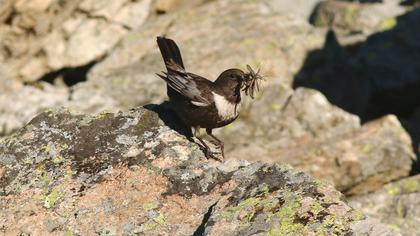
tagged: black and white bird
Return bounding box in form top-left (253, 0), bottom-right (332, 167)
top-left (156, 36), bottom-right (263, 160)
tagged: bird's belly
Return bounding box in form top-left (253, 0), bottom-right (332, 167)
top-left (175, 102), bottom-right (240, 129)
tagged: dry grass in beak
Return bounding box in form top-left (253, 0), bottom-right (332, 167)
top-left (242, 65), bottom-right (264, 99)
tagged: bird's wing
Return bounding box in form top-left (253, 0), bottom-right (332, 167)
top-left (157, 60), bottom-right (213, 106)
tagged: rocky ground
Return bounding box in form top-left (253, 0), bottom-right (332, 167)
top-left (0, 107), bottom-right (397, 235)
top-left (1, 0), bottom-right (420, 235)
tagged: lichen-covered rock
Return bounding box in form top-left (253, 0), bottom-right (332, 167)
top-left (0, 106), bottom-right (397, 235)
top-left (219, 87), bottom-right (414, 195)
top-left (349, 175), bottom-right (420, 235)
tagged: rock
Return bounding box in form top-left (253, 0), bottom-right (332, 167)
top-left (0, 106), bottom-right (397, 235)
top-left (67, 71), bottom-right (166, 114)
top-left (219, 87), bottom-right (414, 195)
top-left (0, 0), bottom-right (327, 135)
top-left (65, 18), bottom-right (127, 67)
top-left (295, 8), bottom-right (420, 170)
top-left (217, 86), bottom-right (360, 155)
top-left (262, 0), bottom-right (324, 19)
top-left (0, 0), bottom-right (14, 22)
top-left (292, 114), bottom-right (414, 195)
top-left (349, 175), bottom-right (420, 235)
top-left (0, 83), bottom-right (69, 136)
top-left (89, 0), bottom-right (326, 87)
top-left (310, 0), bottom-right (406, 35)
top-left (153, 0), bottom-right (186, 13)
top-left (0, 0), bottom-right (153, 83)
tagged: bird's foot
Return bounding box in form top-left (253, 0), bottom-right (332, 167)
top-left (208, 139), bottom-right (219, 146)
top-left (203, 148), bottom-right (223, 162)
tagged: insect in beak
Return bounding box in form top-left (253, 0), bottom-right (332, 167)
top-left (242, 65), bottom-right (264, 99)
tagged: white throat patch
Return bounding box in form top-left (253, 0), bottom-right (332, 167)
top-left (212, 92), bottom-right (240, 120)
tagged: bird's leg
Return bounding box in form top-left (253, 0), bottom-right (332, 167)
top-left (193, 127), bottom-right (218, 160)
top-left (206, 128), bottom-right (224, 160)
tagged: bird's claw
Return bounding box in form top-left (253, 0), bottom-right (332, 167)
top-left (204, 148), bottom-right (223, 161)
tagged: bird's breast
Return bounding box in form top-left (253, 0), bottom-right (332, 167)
top-left (212, 92), bottom-right (241, 121)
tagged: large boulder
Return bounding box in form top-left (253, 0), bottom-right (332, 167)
top-left (349, 175), bottom-right (420, 235)
top-left (0, 106), bottom-right (397, 235)
top-left (219, 86), bottom-right (415, 195)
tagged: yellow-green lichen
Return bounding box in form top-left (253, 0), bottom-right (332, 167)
top-left (270, 103), bottom-right (282, 111)
top-left (344, 5), bottom-right (358, 24)
top-left (63, 169), bottom-right (75, 181)
top-left (274, 163), bottom-right (293, 172)
top-left (62, 207), bottom-right (77, 218)
top-left (310, 202), bottom-right (324, 216)
top-left (268, 222), bottom-right (305, 236)
top-left (23, 157), bottom-right (33, 165)
top-left (14, 182), bottom-right (22, 191)
top-left (142, 202), bottom-right (159, 211)
top-left (153, 213), bottom-right (166, 226)
top-left (266, 41), bottom-right (279, 51)
top-left (127, 178), bottom-right (136, 185)
top-left (360, 144), bottom-right (373, 153)
top-left (60, 143), bottom-right (69, 149)
top-left (122, 199), bottom-right (130, 207)
top-left (43, 189), bottom-right (64, 209)
top-left (142, 222), bottom-right (157, 230)
top-left (259, 183), bottom-right (270, 197)
top-left (52, 155), bottom-right (64, 164)
top-left (378, 18), bottom-right (397, 31)
top-left (386, 185), bottom-right (401, 196)
top-left (63, 230), bottom-right (74, 236)
top-left (321, 215), bottom-right (347, 235)
top-left (242, 38), bottom-right (257, 46)
top-left (94, 110), bottom-right (111, 120)
top-left (221, 197), bottom-right (261, 219)
top-left (402, 179), bottom-right (420, 192)
top-left (352, 209), bottom-right (365, 221)
top-left (41, 145), bottom-right (52, 154)
top-left (268, 194), bottom-right (305, 235)
top-left (147, 169), bottom-right (155, 176)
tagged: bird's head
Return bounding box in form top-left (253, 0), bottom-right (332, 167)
top-left (216, 65), bottom-right (264, 98)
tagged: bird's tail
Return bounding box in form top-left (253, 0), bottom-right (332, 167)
top-left (156, 36), bottom-right (185, 70)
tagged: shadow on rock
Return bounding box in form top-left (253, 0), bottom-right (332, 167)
top-left (144, 102), bottom-right (193, 139)
top-left (294, 8), bottom-right (420, 173)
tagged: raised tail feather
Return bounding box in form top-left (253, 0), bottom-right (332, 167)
top-left (157, 36), bottom-right (185, 70)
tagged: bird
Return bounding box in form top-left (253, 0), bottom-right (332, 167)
top-left (156, 36), bottom-right (263, 160)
